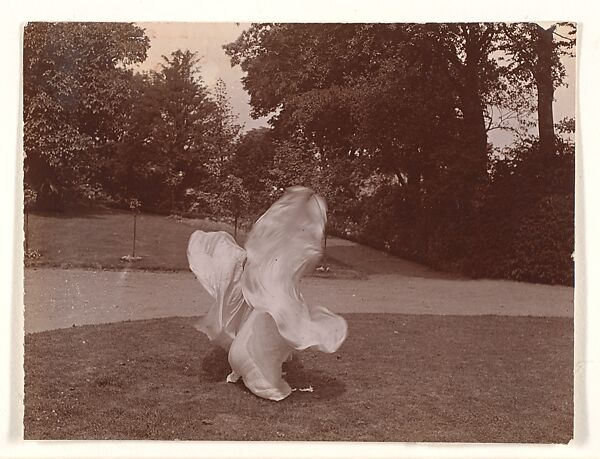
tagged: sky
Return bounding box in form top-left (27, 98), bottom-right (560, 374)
top-left (135, 22), bottom-right (576, 147)
top-left (136, 22), bottom-right (271, 132)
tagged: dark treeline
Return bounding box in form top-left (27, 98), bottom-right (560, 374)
top-left (23, 23), bottom-right (575, 285)
top-left (24, 23), bottom-right (242, 216)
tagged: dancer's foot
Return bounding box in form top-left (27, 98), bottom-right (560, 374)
top-left (226, 371), bottom-right (240, 383)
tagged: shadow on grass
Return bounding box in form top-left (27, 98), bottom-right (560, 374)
top-left (201, 346), bottom-right (230, 382)
top-left (284, 357), bottom-right (346, 401)
top-left (24, 314), bottom-right (572, 441)
top-left (29, 207), bottom-right (126, 220)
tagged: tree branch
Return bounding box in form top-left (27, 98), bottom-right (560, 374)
top-left (553, 31), bottom-right (574, 42)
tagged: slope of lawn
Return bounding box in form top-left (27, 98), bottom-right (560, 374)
top-left (24, 314), bottom-right (573, 443)
top-left (24, 208), bottom-right (359, 278)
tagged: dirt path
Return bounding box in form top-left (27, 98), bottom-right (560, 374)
top-left (24, 263), bottom-right (573, 333)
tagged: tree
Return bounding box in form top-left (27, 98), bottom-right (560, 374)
top-left (103, 71), bottom-right (153, 201)
top-left (225, 23), bottom-right (575, 284)
top-left (121, 50), bottom-right (217, 210)
top-left (433, 24), bottom-right (500, 195)
top-left (120, 198), bottom-right (142, 262)
top-left (23, 22), bottom-right (150, 207)
top-left (218, 175), bottom-right (250, 240)
top-left (227, 128), bottom-right (277, 213)
top-left (206, 78), bottom-right (243, 178)
top-left (501, 23), bottom-right (576, 156)
top-left (225, 24), bottom-right (399, 220)
top-left (225, 23), bottom-right (492, 223)
top-left (23, 185), bottom-right (38, 256)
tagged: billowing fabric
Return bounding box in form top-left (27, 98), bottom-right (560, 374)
top-left (187, 186), bottom-right (348, 401)
top-left (187, 230), bottom-right (250, 351)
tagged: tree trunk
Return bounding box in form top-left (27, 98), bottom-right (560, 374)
top-left (535, 25), bottom-right (556, 156)
top-left (126, 153), bottom-right (134, 196)
top-left (461, 29), bottom-right (490, 184)
top-left (25, 211), bottom-right (29, 253)
top-left (132, 213), bottom-right (137, 257)
top-left (461, 91), bottom-right (488, 165)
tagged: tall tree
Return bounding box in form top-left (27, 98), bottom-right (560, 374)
top-left (122, 50), bottom-right (217, 209)
top-left (23, 22), bottom-right (149, 206)
top-left (225, 24), bottom-right (495, 212)
top-left (501, 23), bottom-right (576, 156)
top-left (225, 23), bottom-right (574, 284)
top-left (435, 24), bottom-right (499, 186)
top-left (229, 127), bottom-right (276, 207)
top-left (206, 78), bottom-right (243, 178)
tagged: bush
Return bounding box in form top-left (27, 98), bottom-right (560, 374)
top-left (508, 194), bottom-right (574, 284)
top-left (460, 192), bottom-right (574, 285)
top-left (325, 144), bottom-right (574, 286)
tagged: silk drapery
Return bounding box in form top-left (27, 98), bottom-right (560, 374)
top-left (187, 186), bottom-right (347, 400)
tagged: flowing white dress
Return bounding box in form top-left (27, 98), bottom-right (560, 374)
top-left (187, 186), bottom-right (348, 401)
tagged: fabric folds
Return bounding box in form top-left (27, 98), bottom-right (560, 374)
top-left (187, 230), bottom-right (249, 351)
top-left (187, 186), bottom-right (348, 401)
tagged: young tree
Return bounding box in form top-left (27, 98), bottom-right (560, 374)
top-left (206, 78), bottom-right (243, 178)
top-left (218, 175), bottom-right (250, 240)
top-left (121, 198), bottom-right (142, 262)
top-left (23, 186), bottom-right (38, 256)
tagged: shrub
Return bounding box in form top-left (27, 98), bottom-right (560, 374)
top-left (508, 193), bottom-right (574, 284)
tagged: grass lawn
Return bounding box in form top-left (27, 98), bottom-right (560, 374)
top-left (24, 314), bottom-right (573, 442)
top-left (24, 208), bottom-right (359, 278)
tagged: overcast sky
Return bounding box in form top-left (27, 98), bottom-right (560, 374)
top-left (135, 22), bottom-right (576, 147)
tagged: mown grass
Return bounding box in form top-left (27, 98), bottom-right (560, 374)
top-left (24, 208), bottom-right (359, 278)
top-left (24, 314), bottom-right (573, 442)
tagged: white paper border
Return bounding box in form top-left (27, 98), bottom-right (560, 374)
top-left (2, 1), bottom-right (599, 458)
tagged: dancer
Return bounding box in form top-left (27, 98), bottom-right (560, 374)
top-left (187, 186), bottom-right (348, 401)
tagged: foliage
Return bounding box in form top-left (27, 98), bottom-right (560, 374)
top-left (499, 23), bottom-right (576, 156)
top-left (223, 127), bottom-right (277, 217)
top-left (24, 185), bottom-right (38, 210)
top-left (23, 22), bottom-right (150, 208)
top-left (217, 174), bottom-right (250, 237)
top-left (23, 22), bottom-right (575, 285)
top-left (225, 22), bottom-right (575, 285)
top-left (509, 194), bottom-right (574, 284)
top-left (499, 23), bottom-right (576, 90)
top-left (109, 51), bottom-right (244, 213)
top-left (461, 133), bottom-right (574, 284)
top-left (129, 198), bottom-right (142, 213)
top-left (224, 24), bottom-right (509, 251)
top-left (205, 78), bottom-right (243, 177)
top-left (23, 24), bottom-right (244, 215)
top-left (121, 51), bottom-right (216, 210)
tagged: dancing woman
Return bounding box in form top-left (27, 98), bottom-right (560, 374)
top-left (187, 186), bottom-right (348, 401)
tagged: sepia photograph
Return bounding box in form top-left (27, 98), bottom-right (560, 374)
top-left (20, 20), bottom-right (576, 444)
